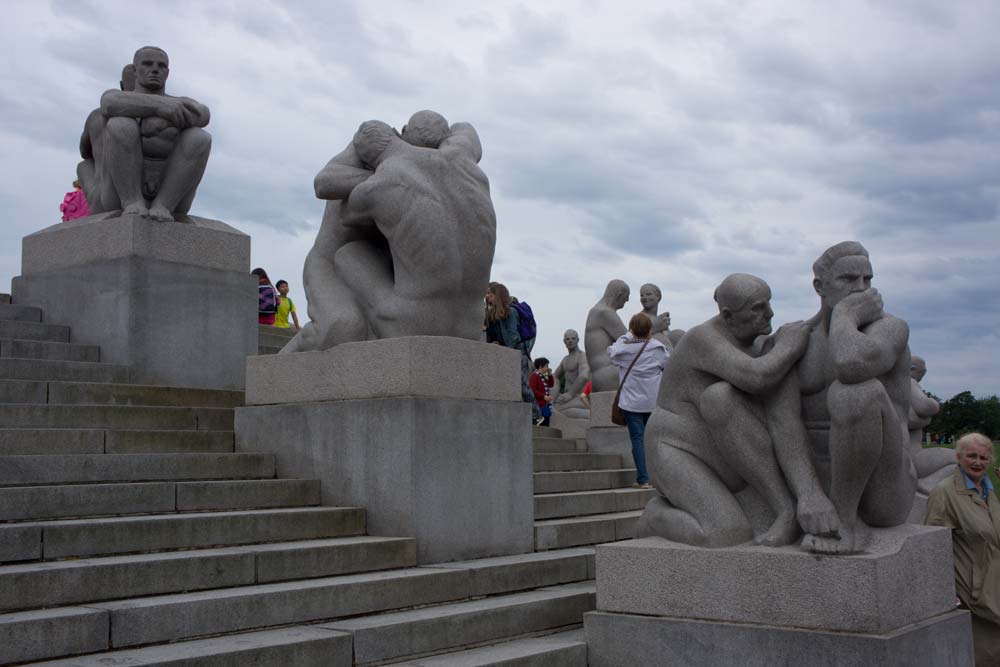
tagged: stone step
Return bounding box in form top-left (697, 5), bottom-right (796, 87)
top-left (0, 404), bottom-right (233, 430)
top-left (259, 324), bottom-right (297, 340)
top-left (534, 488), bottom-right (657, 520)
top-left (19, 626), bottom-right (351, 666)
top-left (533, 453), bottom-right (622, 472)
top-left (0, 429), bottom-right (234, 456)
top-left (319, 581), bottom-right (595, 666)
top-left (533, 469), bottom-right (636, 494)
top-left (0, 303), bottom-right (42, 322)
top-left (532, 425), bottom-right (562, 438)
top-left (2, 506), bottom-right (366, 562)
top-left (259, 332), bottom-right (291, 349)
top-left (0, 320), bottom-right (69, 343)
top-left (388, 627), bottom-right (587, 666)
top-left (0, 358), bottom-right (129, 383)
top-left (534, 511), bottom-right (643, 550)
top-left (44, 381), bottom-right (245, 408)
top-left (71, 548), bottom-right (593, 650)
top-left (533, 436), bottom-right (580, 453)
top-left (0, 452), bottom-right (274, 487)
top-left (0, 339), bottom-right (100, 362)
top-left (0, 536), bottom-right (414, 613)
top-left (0, 478), bottom-right (320, 521)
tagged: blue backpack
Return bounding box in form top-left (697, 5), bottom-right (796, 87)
top-left (512, 301), bottom-right (537, 344)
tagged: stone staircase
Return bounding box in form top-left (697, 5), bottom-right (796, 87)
top-left (532, 425), bottom-right (654, 550)
top-left (0, 294), bottom-right (597, 665)
top-left (257, 324), bottom-right (294, 355)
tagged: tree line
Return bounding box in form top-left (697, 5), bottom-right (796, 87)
top-left (926, 391), bottom-right (1000, 442)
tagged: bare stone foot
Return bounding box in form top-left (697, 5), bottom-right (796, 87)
top-left (122, 201), bottom-right (150, 217)
top-left (802, 522), bottom-right (869, 555)
top-left (796, 492), bottom-right (840, 537)
top-left (148, 203), bottom-right (175, 222)
top-left (753, 509), bottom-right (799, 547)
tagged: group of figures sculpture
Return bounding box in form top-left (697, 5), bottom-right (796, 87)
top-left (75, 47), bottom-right (954, 558)
top-left (627, 243), bottom-right (953, 554)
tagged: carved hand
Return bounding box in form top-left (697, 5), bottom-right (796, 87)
top-left (834, 288), bottom-right (884, 328)
top-left (772, 320), bottom-right (811, 355)
top-left (156, 97), bottom-right (191, 129)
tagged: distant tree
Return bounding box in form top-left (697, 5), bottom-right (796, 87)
top-left (928, 391), bottom-right (1000, 440)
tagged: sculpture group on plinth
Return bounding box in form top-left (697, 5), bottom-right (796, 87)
top-left (78, 46), bottom-right (211, 223)
top-left (585, 280), bottom-right (631, 392)
top-left (284, 110), bottom-right (497, 353)
top-left (639, 241), bottom-right (928, 555)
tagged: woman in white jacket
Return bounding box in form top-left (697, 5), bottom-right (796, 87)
top-left (608, 313), bottom-right (669, 489)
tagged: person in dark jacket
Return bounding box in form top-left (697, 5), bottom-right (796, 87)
top-left (485, 282), bottom-right (536, 422)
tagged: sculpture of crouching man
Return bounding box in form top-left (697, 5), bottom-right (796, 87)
top-left (78, 46), bottom-right (211, 222)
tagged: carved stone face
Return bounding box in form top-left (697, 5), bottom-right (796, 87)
top-left (639, 285), bottom-right (661, 312)
top-left (724, 286), bottom-right (773, 342)
top-left (910, 357), bottom-right (927, 382)
top-left (817, 255), bottom-right (873, 310)
top-left (612, 287), bottom-right (630, 310)
top-left (134, 48), bottom-right (169, 92)
top-left (563, 330), bottom-right (579, 352)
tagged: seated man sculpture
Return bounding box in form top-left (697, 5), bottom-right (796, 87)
top-left (284, 111), bottom-right (496, 351)
top-left (908, 355), bottom-right (954, 494)
top-left (585, 280), bottom-right (630, 392)
top-left (790, 241), bottom-right (916, 554)
top-left (552, 329), bottom-right (590, 418)
top-left (78, 46), bottom-right (211, 222)
top-left (638, 283), bottom-right (674, 351)
top-left (637, 274), bottom-right (837, 547)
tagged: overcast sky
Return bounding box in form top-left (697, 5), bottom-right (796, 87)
top-left (2, 1), bottom-right (997, 399)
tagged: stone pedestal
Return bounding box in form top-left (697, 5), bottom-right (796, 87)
top-left (584, 524), bottom-right (973, 666)
top-left (586, 390), bottom-right (630, 456)
top-left (11, 213), bottom-right (254, 389)
top-left (235, 336), bottom-right (535, 564)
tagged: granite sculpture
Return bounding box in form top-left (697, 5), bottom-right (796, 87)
top-left (638, 242), bottom-right (916, 555)
top-left (584, 280), bottom-right (630, 392)
top-left (637, 274), bottom-right (837, 547)
top-left (791, 241), bottom-right (916, 554)
top-left (552, 329), bottom-right (590, 418)
top-left (78, 47), bottom-right (211, 223)
top-left (908, 355), bottom-right (955, 494)
top-left (284, 111), bottom-right (496, 352)
top-left (638, 283), bottom-right (674, 351)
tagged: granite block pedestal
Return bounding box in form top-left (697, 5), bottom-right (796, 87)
top-left (585, 524), bottom-right (973, 666)
top-left (11, 213), bottom-right (255, 389)
top-left (235, 337), bottom-right (535, 564)
top-left (585, 390), bottom-right (631, 456)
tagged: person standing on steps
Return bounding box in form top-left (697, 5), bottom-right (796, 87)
top-left (253, 268), bottom-right (279, 326)
top-left (608, 313), bottom-right (668, 489)
top-left (274, 280), bottom-right (301, 332)
top-left (485, 282), bottom-right (537, 423)
top-left (530, 357), bottom-right (555, 427)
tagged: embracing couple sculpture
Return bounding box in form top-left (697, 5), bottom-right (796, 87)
top-left (283, 110), bottom-right (496, 353)
top-left (637, 242), bottom-right (919, 555)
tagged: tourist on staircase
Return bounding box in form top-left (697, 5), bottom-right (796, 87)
top-left (530, 357), bottom-right (555, 427)
top-left (274, 279), bottom-right (300, 331)
top-left (484, 282), bottom-right (537, 423)
top-left (253, 268), bottom-right (279, 325)
top-left (608, 313), bottom-right (669, 490)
